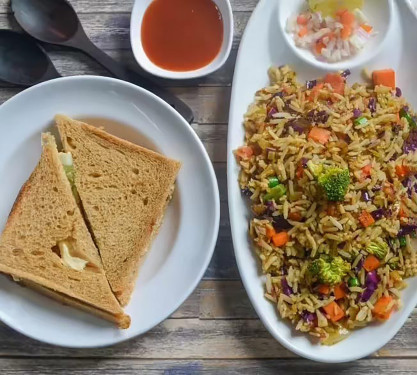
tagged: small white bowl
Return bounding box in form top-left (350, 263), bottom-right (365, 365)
top-left (278, 0), bottom-right (394, 71)
top-left (130, 0), bottom-right (234, 80)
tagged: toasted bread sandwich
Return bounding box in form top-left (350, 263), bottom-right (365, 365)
top-left (0, 133), bottom-right (130, 328)
top-left (56, 115), bottom-right (181, 306)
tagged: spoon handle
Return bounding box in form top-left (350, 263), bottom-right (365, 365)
top-left (78, 40), bottom-right (194, 123)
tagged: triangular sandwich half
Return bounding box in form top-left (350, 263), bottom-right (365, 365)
top-left (0, 133), bottom-right (130, 328)
top-left (56, 115), bottom-right (181, 306)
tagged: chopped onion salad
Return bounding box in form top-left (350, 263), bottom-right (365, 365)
top-left (286, 0), bottom-right (375, 63)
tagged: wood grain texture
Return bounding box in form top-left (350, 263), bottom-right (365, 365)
top-left (1, 358), bottom-right (417, 374)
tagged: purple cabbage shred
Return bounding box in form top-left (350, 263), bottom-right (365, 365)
top-left (396, 87), bottom-right (402, 97)
top-left (281, 277), bottom-right (293, 296)
top-left (398, 225), bottom-right (417, 237)
top-left (306, 80), bottom-right (317, 90)
top-left (371, 185), bottom-right (381, 192)
top-left (301, 311), bottom-right (316, 324)
top-left (368, 97), bottom-right (376, 113)
top-left (354, 258), bottom-right (364, 273)
top-left (273, 216), bottom-right (293, 231)
top-left (371, 208), bottom-right (386, 221)
top-left (353, 108), bottom-right (362, 118)
top-left (241, 188), bottom-right (251, 197)
top-left (403, 130), bottom-right (417, 154)
top-left (341, 69), bottom-right (351, 78)
top-left (361, 191), bottom-right (371, 202)
top-left (301, 157), bottom-right (309, 168)
top-left (267, 107), bottom-right (277, 119)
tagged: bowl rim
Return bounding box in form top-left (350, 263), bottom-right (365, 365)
top-left (129, 0), bottom-right (234, 80)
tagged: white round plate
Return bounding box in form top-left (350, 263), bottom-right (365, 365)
top-left (228, 0), bottom-right (417, 363)
top-left (0, 76), bottom-right (219, 348)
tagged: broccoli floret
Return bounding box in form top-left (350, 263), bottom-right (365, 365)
top-left (366, 241), bottom-right (389, 260)
top-left (317, 167), bottom-right (350, 201)
top-left (308, 255), bottom-right (350, 285)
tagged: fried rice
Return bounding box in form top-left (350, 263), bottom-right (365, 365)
top-left (236, 65), bottom-right (417, 345)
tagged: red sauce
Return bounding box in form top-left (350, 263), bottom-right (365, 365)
top-left (141, 0), bottom-right (224, 72)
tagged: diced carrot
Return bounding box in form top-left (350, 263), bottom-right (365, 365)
top-left (297, 14), bottom-right (308, 25)
top-left (396, 164), bottom-right (411, 179)
top-left (308, 82), bottom-right (324, 102)
top-left (334, 283), bottom-right (347, 300)
top-left (382, 183), bottom-right (395, 202)
top-left (399, 206), bottom-right (407, 219)
top-left (372, 69), bottom-right (396, 89)
top-left (288, 211), bottom-right (302, 221)
top-left (361, 163), bottom-right (372, 178)
top-left (363, 255), bottom-right (380, 272)
top-left (317, 284), bottom-right (330, 295)
top-left (235, 146), bottom-right (254, 160)
top-left (308, 127), bottom-right (331, 145)
top-left (336, 8), bottom-right (348, 17)
top-left (296, 163), bottom-right (304, 179)
top-left (360, 24), bottom-right (373, 33)
top-left (298, 26), bottom-right (308, 38)
top-left (358, 210), bottom-right (375, 228)
top-left (373, 296), bottom-right (394, 320)
top-left (341, 25), bottom-right (352, 40)
top-left (315, 40), bottom-right (326, 55)
top-left (327, 203), bottom-right (337, 217)
top-left (323, 301), bottom-right (345, 322)
top-left (324, 73), bottom-right (345, 95)
top-left (272, 231), bottom-right (289, 247)
top-left (340, 10), bottom-right (355, 26)
top-left (266, 226), bottom-right (276, 240)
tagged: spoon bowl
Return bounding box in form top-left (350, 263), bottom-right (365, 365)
top-left (0, 30), bottom-right (59, 86)
top-left (278, 0), bottom-right (394, 71)
top-left (11, 0), bottom-right (79, 45)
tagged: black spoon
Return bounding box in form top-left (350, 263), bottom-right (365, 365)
top-left (10, 0), bottom-right (194, 123)
top-left (0, 29), bottom-right (60, 85)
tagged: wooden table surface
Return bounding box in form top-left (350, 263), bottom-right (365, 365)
top-left (0, 0), bottom-right (416, 373)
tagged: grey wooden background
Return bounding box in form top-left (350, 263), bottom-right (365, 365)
top-left (0, 0), bottom-right (416, 373)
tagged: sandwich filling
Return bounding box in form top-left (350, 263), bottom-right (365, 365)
top-left (59, 152), bottom-right (80, 204)
top-left (58, 241), bottom-right (88, 272)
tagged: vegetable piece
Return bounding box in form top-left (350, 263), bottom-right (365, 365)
top-left (315, 40), bottom-right (326, 54)
top-left (263, 184), bottom-right (286, 202)
top-left (326, 202), bottom-right (337, 216)
top-left (361, 164), bottom-right (372, 177)
top-left (396, 164), bottom-right (411, 179)
top-left (399, 107), bottom-right (417, 130)
top-left (306, 160), bottom-right (324, 177)
top-left (360, 24), bottom-right (373, 33)
top-left (398, 225), bottom-right (417, 237)
top-left (359, 210), bottom-right (375, 227)
top-left (301, 311), bottom-right (316, 324)
top-left (272, 231), bottom-right (289, 247)
top-left (266, 226), bottom-right (276, 240)
top-left (281, 277), bottom-right (293, 296)
top-left (323, 301), bottom-right (345, 322)
top-left (399, 236), bottom-right (407, 248)
top-left (306, 80), bottom-right (317, 90)
top-left (373, 296), bottom-right (394, 320)
top-left (372, 69), bottom-right (396, 89)
top-left (361, 190), bottom-right (371, 202)
top-left (340, 10), bottom-right (355, 26)
top-left (368, 97), bottom-right (376, 113)
top-left (361, 284), bottom-right (377, 302)
top-left (334, 283), bottom-right (347, 300)
top-left (308, 83), bottom-right (324, 102)
top-left (371, 208), bottom-right (386, 221)
top-left (308, 256), bottom-right (351, 285)
top-left (353, 108), bottom-right (362, 118)
top-left (297, 14), bottom-right (308, 25)
top-left (317, 284), bottom-right (331, 295)
top-left (235, 146), bottom-right (254, 160)
top-left (354, 116), bottom-right (368, 127)
top-left (366, 241), bottom-right (389, 260)
top-left (341, 25), bottom-right (352, 40)
top-left (348, 277), bottom-right (360, 287)
top-left (288, 211), bottom-right (302, 221)
top-left (268, 176), bottom-right (280, 188)
top-left (296, 163), bottom-right (304, 179)
top-left (366, 270), bottom-right (380, 286)
top-left (298, 26), bottom-right (308, 37)
top-left (324, 73), bottom-right (345, 95)
top-left (308, 127), bottom-right (331, 145)
top-left (272, 216), bottom-right (293, 231)
top-left (363, 255), bottom-right (380, 272)
top-left (317, 167), bottom-right (350, 201)
top-left (396, 87), bottom-right (402, 97)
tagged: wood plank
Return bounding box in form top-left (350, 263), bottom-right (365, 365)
top-left (1, 308), bottom-right (417, 358)
top-left (1, 358), bottom-right (417, 374)
top-left (0, 0), bottom-right (258, 13)
top-left (0, 12), bottom-right (250, 50)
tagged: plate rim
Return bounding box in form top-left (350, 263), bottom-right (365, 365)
top-left (0, 75), bottom-right (220, 348)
